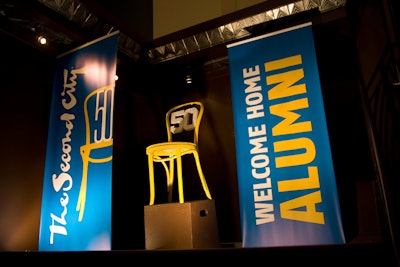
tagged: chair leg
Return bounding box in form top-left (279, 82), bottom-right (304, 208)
top-left (76, 158), bottom-right (89, 221)
top-left (176, 154), bottom-right (184, 203)
top-left (148, 155), bottom-right (156, 205)
top-left (193, 151), bottom-right (212, 200)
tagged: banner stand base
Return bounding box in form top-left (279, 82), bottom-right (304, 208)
top-left (144, 199), bottom-right (220, 250)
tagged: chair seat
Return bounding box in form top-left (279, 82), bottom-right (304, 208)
top-left (146, 142), bottom-right (197, 157)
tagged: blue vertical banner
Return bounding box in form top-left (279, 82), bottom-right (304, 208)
top-left (38, 32), bottom-right (119, 251)
top-left (227, 23), bottom-right (345, 247)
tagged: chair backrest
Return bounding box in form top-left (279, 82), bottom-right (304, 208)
top-left (82, 85), bottom-right (114, 162)
top-left (165, 101), bottom-right (204, 145)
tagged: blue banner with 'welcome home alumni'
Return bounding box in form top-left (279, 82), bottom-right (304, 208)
top-left (38, 32), bottom-right (119, 251)
top-left (227, 23), bottom-right (345, 247)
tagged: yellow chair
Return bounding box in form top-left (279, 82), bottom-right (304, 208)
top-left (76, 85), bottom-right (114, 221)
top-left (146, 101), bottom-right (212, 205)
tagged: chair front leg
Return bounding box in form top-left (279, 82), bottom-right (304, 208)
top-left (193, 151), bottom-right (212, 200)
top-left (148, 155), bottom-right (156, 205)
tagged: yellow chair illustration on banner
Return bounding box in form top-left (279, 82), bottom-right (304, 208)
top-left (146, 101), bottom-right (212, 205)
top-left (76, 85), bottom-right (114, 221)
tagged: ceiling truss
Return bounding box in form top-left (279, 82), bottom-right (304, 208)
top-left (1, 0), bottom-right (346, 63)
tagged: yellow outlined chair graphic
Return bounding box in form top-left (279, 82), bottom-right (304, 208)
top-left (146, 101), bottom-right (212, 205)
top-left (76, 85), bottom-right (114, 221)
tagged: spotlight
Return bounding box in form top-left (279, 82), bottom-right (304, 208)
top-left (37, 36), bottom-right (47, 45)
top-left (185, 74), bottom-right (192, 84)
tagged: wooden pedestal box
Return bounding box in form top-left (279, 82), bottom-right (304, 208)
top-left (144, 199), bottom-right (220, 250)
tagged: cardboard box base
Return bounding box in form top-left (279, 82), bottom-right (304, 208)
top-left (144, 199), bottom-right (220, 250)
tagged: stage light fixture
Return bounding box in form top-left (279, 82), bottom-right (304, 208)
top-left (37, 36), bottom-right (47, 45)
top-left (186, 74), bottom-right (192, 84)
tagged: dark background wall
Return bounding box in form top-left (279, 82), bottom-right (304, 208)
top-left (0, 31), bottom-right (54, 250)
